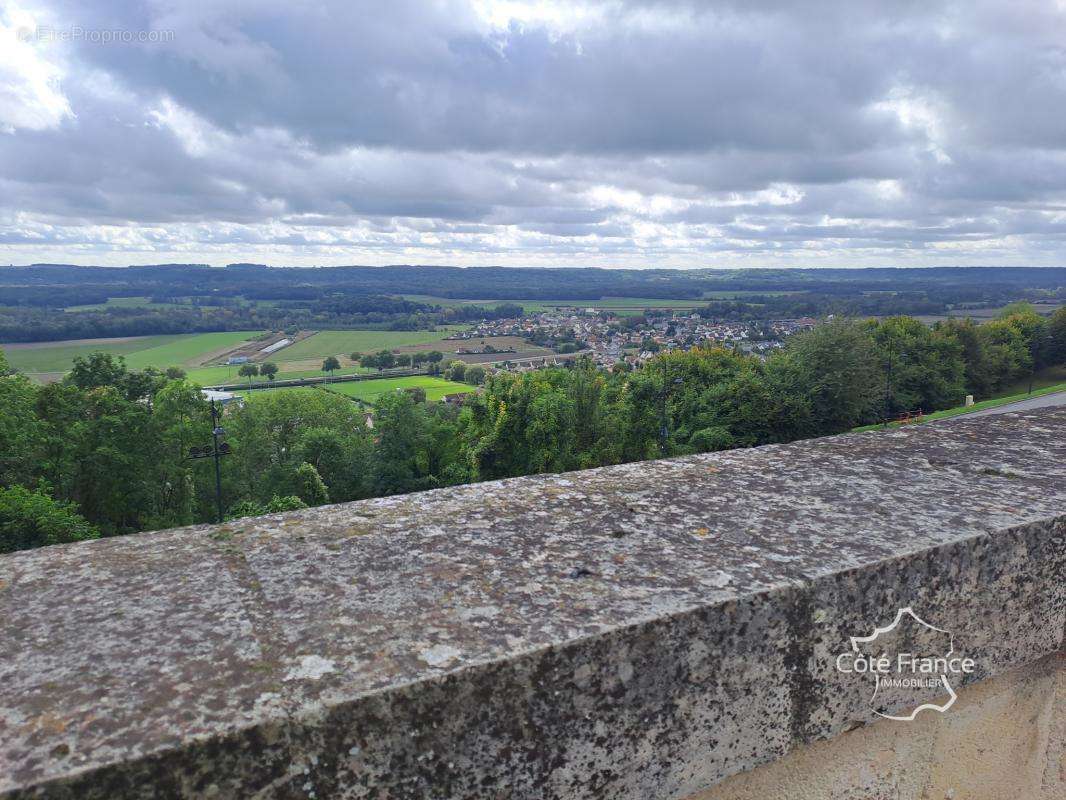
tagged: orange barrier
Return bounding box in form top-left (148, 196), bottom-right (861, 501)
top-left (896, 409), bottom-right (925, 424)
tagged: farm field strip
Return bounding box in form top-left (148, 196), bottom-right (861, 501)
top-left (396, 335), bottom-right (548, 354)
top-left (120, 331), bottom-right (265, 371)
top-left (275, 328), bottom-right (470, 362)
top-left (323, 376), bottom-right (475, 403)
top-left (4, 331), bottom-right (264, 377)
top-left (3, 327), bottom-right (487, 384)
top-left (3, 334), bottom-right (187, 374)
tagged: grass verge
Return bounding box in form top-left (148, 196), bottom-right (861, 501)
top-left (853, 380), bottom-right (1066, 431)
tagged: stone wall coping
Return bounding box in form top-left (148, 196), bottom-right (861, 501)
top-left (1, 407), bottom-right (1064, 798)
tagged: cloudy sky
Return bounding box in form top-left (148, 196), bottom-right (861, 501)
top-left (2, 0), bottom-right (1066, 268)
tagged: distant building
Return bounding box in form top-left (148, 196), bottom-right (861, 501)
top-left (259, 338), bottom-right (292, 355)
top-left (227, 355), bottom-right (250, 365)
top-left (201, 389), bottom-right (243, 408)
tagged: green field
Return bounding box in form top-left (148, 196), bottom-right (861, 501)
top-left (278, 328), bottom-right (468, 362)
top-left (121, 332), bottom-right (265, 370)
top-left (1, 328), bottom-right (470, 384)
top-left (324, 376), bottom-right (475, 403)
top-left (3, 331), bottom-right (264, 378)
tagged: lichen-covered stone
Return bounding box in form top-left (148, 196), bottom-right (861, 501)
top-left (1, 408), bottom-right (1064, 799)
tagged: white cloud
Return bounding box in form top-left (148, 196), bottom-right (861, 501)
top-left (0, 2), bottom-right (73, 133)
top-left (2, 0), bottom-right (1066, 266)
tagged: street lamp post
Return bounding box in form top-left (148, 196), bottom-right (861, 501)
top-left (659, 376), bottom-right (684, 454)
top-left (883, 351), bottom-right (908, 428)
top-left (188, 399), bottom-right (232, 523)
top-left (882, 358), bottom-right (892, 429)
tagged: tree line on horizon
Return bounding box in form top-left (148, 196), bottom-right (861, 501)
top-left (1, 304), bottom-right (1064, 553)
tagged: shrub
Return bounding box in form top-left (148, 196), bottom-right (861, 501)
top-left (0, 486), bottom-right (100, 553)
top-left (226, 494), bottom-right (308, 521)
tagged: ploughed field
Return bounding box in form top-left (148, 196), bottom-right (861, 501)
top-left (1, 327), bottom-right (482, 386)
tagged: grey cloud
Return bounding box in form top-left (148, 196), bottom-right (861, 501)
top-left (2, 0), bottom-right (1066, 266)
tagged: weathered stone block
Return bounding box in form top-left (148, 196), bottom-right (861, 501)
top-left (1, 408), bottom-right (1064, 798)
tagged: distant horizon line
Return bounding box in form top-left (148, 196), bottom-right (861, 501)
top-left (5, 263), bottom-right (1066, 272)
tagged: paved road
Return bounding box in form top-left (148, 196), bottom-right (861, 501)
top-left (951, 389), bottom-right (1066, 419)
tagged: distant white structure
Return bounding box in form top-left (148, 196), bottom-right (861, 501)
top-left (202, 389), bottom-right (243, 407)
top-left (227, 355), bottom-right (250, 365)
top-left (260, 338), bottom-right (292, 355)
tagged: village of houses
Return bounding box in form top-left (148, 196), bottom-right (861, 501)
top-left (450, 307), bottom-right (817, 372)
top-left (204, 307), bottom-right (817, 411)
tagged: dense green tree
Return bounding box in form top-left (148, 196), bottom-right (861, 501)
top-left (0, 372), bottom-right (40, 487)
top-left (464, 365), bottom-right (486, 385)
top-left (226, 389), bottom-right (364, 505)
top-left (997, 307), bottom-right (1050, 369)
top-left (322, 356), bottom-right (341, 377)
top-left (296, 426), bottom-right (372, 502)
top-left (462, 368), bottom-right (586, 478)
top-left (0, 485), bottom-right (100, 553)
top-left (767, 319), bottom-right (881, 435)
top-left (66, 387), bottom-right (164, 534)
top-left (424, 351), bottom-right (444, 374)
top-left (152, 379), bottom-right (214, 527)
top-left (644, 347), bottom-right (780, 453)
top-left (372, 392), bottom-right (431, 495)
top-left (936, 319), bottom-right (997, 399)
top-left (1048, 307), bottom-right (1066, 366)
top-left (977, 317), bottom-right (1032, 392)
top-left (375, 350), bottom-right (396, 371)
top-left (866, 317), bottom-right (966, 415)
top-left (446, 360), bottom-right (466, 381)
top-left (260, 362), bottom-right (279, 382)
top-left (293, 462), bottom-right (330, 505)
top-left (238, 363), bottom-right (259, 389)
top-left (69, 352), bottom-right (128, 392)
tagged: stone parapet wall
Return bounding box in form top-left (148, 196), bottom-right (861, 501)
top-left (688, 652), bottom-right (1065, 800)
top-left (1, 408), bottom-right (1064, 798)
